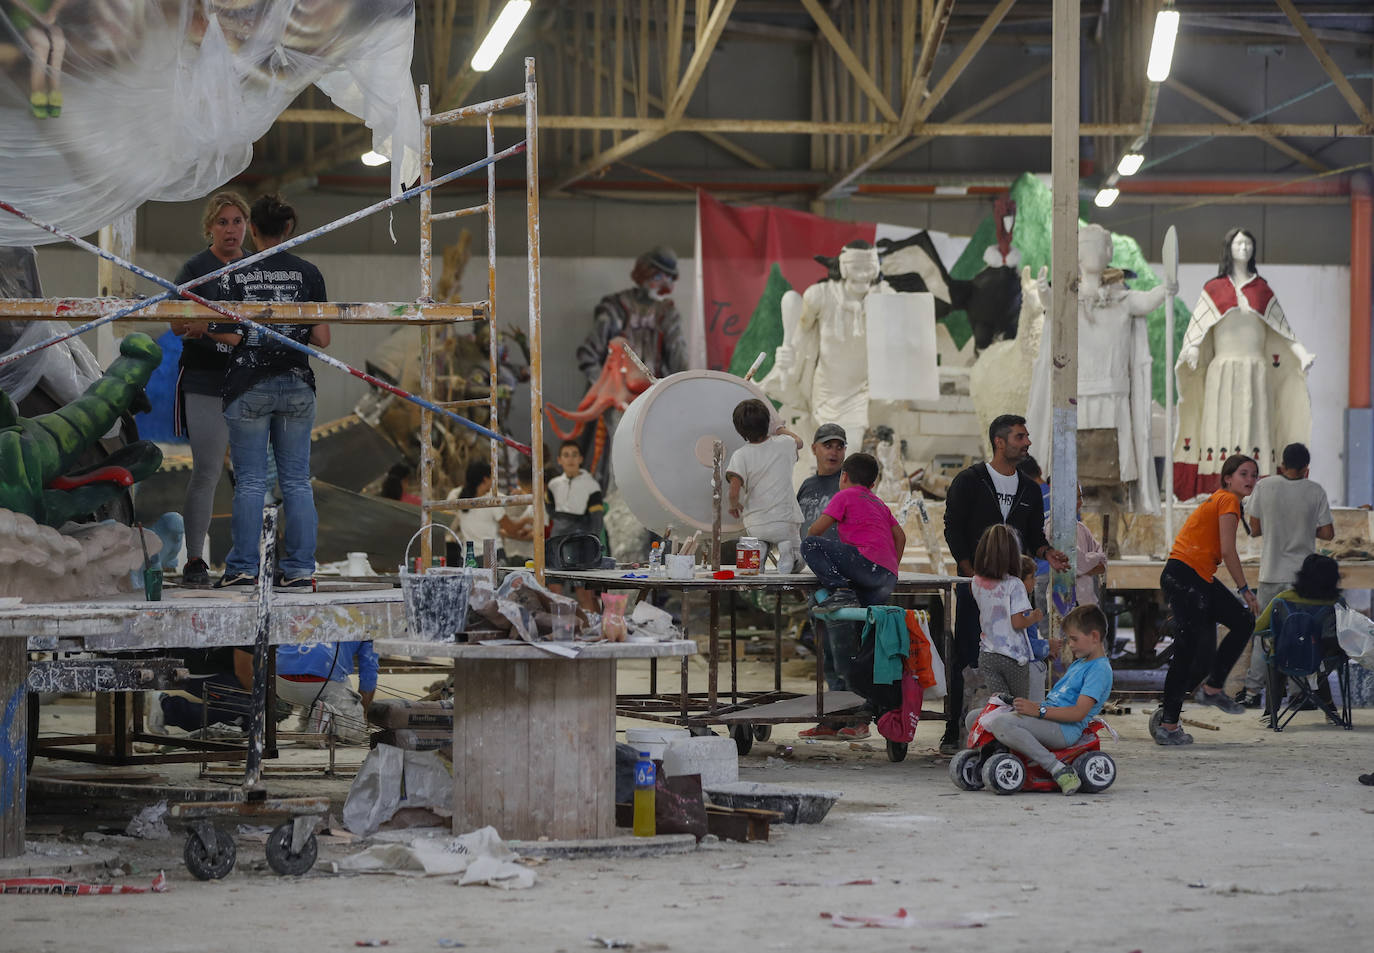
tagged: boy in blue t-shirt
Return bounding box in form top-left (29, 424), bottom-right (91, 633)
top-left (973, 604), bottom-right (1113, 795)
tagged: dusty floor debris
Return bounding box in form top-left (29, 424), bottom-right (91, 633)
top-left (6, 677), bottom-right (1373, 951)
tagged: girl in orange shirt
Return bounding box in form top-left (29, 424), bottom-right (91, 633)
top-left (1154, 454), bottom-right (1261, 745)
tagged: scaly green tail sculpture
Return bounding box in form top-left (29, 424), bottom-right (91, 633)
top-left (0, 333), bottom-right (164, 527)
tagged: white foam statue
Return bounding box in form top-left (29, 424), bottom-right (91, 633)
top-left (969, 265), bottom-right (1049, 446)
top-left (1172, 227), bottom-right (1313, 499)
top-left (762, 242), bottom-right (936, 451)
top-left (1027, 224), bottom-right (1174, 515)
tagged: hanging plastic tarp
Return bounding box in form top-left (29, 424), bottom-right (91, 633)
top-left (0, 1), bottom-right (423, 246)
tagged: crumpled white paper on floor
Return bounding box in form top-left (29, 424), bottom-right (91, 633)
top-left (338, 825), bottom-right (535, 888)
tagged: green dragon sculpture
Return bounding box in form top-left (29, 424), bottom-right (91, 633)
top-left (0, 332), bottom-right (164, 527)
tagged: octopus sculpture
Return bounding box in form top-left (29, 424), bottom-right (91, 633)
top-left (544, 338), bottom-right (651, 473)
top-left (1, 332), bottom-right (163, 527)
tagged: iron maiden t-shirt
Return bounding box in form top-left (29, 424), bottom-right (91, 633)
top-left (212, 251), bottom-right (327, 405)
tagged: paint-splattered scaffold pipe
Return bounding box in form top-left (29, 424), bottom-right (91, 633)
top-left (0, 139), bottom-right (527, 370)
top-left (0, 145), bottom-right (532, 455)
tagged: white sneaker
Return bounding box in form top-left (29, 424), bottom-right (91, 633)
top-left (145, 692), bottom-right (167, 736)
top-left (775, 541), bottom-right (799, 574)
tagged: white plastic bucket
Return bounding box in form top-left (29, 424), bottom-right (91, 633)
top-left (625, 725), bottom-right (690, 761)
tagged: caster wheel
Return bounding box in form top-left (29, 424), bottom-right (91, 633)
top-left (948, 749), bottom-right (984, 790)
top-left (731, 724), bottom-right (754, 756)
top-left (1073, 751), bottom-right (1117, 793)
top-left (266, 821), bottom-right (318, 876)
top-left (688, 725), bottom-right (717, 738)
top-left (184, 825), bottom-right (236, 880)
top-left (1148, 708), bottom-right (1164, 739)
top-left (886, 740), bottom-right (908, 763)
top-left (752, 724), bottom-right (772, 742)
top-left (980, 752), bottom-right (1025, 795)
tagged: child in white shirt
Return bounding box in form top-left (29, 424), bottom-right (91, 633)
top-left (971, 523), bottom-right (1044, 701)
top-left (726, 399), bottom-right (804, 572)
top-left (546, 441), bottom-right (605, 539)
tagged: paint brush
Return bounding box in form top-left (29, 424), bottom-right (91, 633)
top-left (743, 351), bottom-right (767, 381)
top-left (136, 522), bottom-right (151, 571)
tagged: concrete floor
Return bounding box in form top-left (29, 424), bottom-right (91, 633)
top-left (6, 661), bottom-right (1372, 953)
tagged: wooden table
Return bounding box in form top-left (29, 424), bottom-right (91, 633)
top-left (0, 585), bottom-right (407, 858)
top-left (1101, 559), bottom-right (1374, 665)
top-left (544, 569), bottom-right (962, 745)
top-left (1106, 558), bottom-right (1374, 592)
top-left (375, 638), bottom-right (695, 840)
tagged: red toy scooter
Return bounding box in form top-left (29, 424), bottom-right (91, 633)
top-left (949, 698), bottom-right (1117, 795)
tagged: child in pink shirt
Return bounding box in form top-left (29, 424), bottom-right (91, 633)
top-left (802, 453), bottom-right (906, 608)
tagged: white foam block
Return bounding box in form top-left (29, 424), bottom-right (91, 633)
top-left (866, 292), bottom-right (939, 402)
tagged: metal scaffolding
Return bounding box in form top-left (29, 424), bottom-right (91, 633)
top-left (413, 57), bottom-right (546, 579)
top-left (0, 58), bottom-right (546, 580)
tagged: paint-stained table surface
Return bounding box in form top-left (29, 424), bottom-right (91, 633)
top-left (0, 585), bottom-right (407, 650)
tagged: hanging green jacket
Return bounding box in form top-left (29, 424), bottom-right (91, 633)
top-left (862, 606), bottom-right (909, 685)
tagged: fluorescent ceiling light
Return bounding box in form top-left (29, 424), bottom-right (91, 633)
top-left (1117, 152), bottom-right (1145, 176)
top-left (1146, 10), bottom-right (1180, 82)
top-left (1094, 188), bottom-right (1120, 209)
top-left (471, 1), bottom-right (532, 72)
top-left (360, 150), bottom-right (389, 167)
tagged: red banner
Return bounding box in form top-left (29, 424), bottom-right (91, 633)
top-left (697, 191), bottom-right (874, 371)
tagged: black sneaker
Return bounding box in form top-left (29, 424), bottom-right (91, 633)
top-left (813, 588), bottom-right (858, 615)
top-left (1194, 686), bottom-right (1245, 715)
top-left (275, 576), bottom-right (316, 592)
top-left (1233, 689), bottom-right (1264, 709)
top-left (182, 557), bottom-right (211, 587)
top-left (215, 572), bottom-right (258, 589)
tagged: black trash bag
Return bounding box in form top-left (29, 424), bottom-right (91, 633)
top-left (847, 621), bottom-right (901, 715)
top-left (614, 742), bottom-right (640, 804)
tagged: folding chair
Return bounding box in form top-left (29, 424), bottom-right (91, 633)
top-left (1264, 598), bottom-right (1353, 732)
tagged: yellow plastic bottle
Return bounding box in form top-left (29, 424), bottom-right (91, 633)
top-left (632, 751), bottom-right (656, 837)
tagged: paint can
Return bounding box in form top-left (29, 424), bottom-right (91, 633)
top-left (735, 537), bottom-right (762, 575)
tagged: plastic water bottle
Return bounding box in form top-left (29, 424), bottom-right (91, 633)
top-left (632, 751), bottom-right (656, 837)
top-left (464, 541), bottom-right (478, 568)
top-left (648, 541), bottom-right (663, 577)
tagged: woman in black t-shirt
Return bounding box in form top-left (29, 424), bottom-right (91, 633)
top-left (169, 191), bottom-right (251, 586)
top-left (206, 194), bottom-right (328, 589)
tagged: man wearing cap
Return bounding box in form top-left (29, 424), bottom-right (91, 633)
top-left (796, 423), bottom-right (847, 538)
top-left (576, 246), bottom-right (688, 385)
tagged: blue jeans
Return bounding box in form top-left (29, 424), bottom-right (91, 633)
top-left (224, 373), bottom-right (317, 578)
top-left (801, 535), bottom-right (896, 607)
top-left (817, 617), bottom-right (860, 690)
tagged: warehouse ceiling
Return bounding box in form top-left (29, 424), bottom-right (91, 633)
top-left (245, 1), bottom-right (1374, 203)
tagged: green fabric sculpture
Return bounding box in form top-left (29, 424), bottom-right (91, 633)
top-left (0, 332), bottom-right (164, 527)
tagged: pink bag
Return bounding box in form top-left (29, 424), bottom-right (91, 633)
top-left (876, 674), bottom-right (923, 744)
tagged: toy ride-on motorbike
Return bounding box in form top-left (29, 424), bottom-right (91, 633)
top-left (949, 697), bottom-right (1117, 795)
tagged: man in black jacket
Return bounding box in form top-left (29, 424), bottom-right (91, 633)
top-left (940, 414), bottom-right (1069, 751)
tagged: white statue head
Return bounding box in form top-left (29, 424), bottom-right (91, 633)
top-left (838, 242), bottom-right (880, 298)
top-left (1078, 224), bottom-right (1114, 274)
top-left (1219, 227), bottom-right (1258, 278)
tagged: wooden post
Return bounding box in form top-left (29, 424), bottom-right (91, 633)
top-left (418, 83), bottom-right (435, 569)
top-left (1048, 0), bottom-right (1080, 635)
top-left (527, 58), bottom-right (547, 583)
top-left (452, 658), bottom-right (615, 839)
top-left (1, 640), bottom-right (25, 858)
top-left (96, 209), bottom-right (136, 366)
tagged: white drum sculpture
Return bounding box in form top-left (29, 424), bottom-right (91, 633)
top-left (611, 370), bottom-right (773, 537)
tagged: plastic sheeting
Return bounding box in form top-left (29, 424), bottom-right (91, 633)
top-left (0, 1), bottom-right (423, 246)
